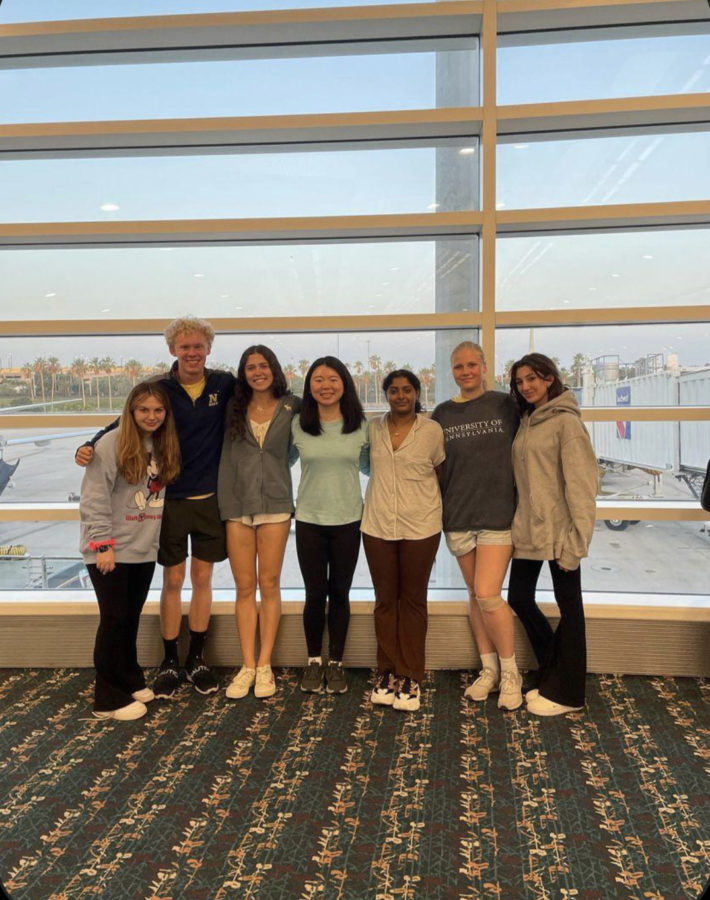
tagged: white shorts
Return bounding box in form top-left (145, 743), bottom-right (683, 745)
top-left (229, 513), bottom-right (291, 528)
top-left (445, 529), bottom-right (512, 557)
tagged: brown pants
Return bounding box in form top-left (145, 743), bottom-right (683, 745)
top-left (363, 532), bottom-right (441, 683)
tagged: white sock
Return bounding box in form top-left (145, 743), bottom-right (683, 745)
top-left (308, 656), bottom-right (322, 665)
top-left (499, 654), bottom-right (518, 676)
top-left (480, 652), bottom-right (499, 675)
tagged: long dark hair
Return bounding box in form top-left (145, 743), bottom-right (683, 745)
top-left (299, 356), bottom-right (365, 436)
top-left (382, 368), bottom-right (422, 413)
top-left (509, 353), bottom-right (567, 415)
top-left (229, 345), bottom-right (289, 438)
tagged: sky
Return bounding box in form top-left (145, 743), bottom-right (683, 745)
top-left (0, 5), bottom-right (709, 375)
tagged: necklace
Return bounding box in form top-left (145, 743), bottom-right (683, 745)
top-left (388, 414), bottom-right (415, 436)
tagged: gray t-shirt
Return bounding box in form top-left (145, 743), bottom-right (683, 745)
top-left (431, 391), bottom-right (519, 532)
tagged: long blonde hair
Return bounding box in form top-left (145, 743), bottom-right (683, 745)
top-left (451, 340), bottom-right (488, 391)
top-left (117, 382), bottom-right (181, 485)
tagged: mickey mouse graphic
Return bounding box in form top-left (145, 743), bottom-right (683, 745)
top-left (134, 456), bottom-right (165, 515)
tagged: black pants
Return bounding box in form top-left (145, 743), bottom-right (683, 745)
top-left (88, 561), bottom-right (155, 711)
top-left (296, 520), bottom-right (361, 661)
top-left (507, 558), bottom-right (587, 708)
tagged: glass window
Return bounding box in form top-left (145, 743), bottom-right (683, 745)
top-left (498, 25), bottom-right (710, 104)
top-left (1, 143), bottom-right (479, 221)
top-left (497, 229), bottom-right (710, 311)
top-left (0, 329), bottom-right (470, 423)
top-left (514, 521), bottom-right (710, 594)
top-left (1, 239), bottom-right (478, 320)
top-left (497, 130), bottom-right (710, 209)
top-left (496, 325), bottom-right (710, 403)
top-left (0, 46), bottom-right (477, 123)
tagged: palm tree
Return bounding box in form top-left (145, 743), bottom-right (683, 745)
top-left (369, 354), bottom-right (382, 405)
top-left (70, 357), bottom-right (88, 409)
top-left (418, 367), bottom-right (434, 408)
top-left (32, 357), bottom-right (47, 405)
top-left (352, 360), bottom-right (364, 402)
top-left (89, 357), bottom-right (103, 409)
top-left (283, 364), bottom-right (296, 389)
top-left (47, 356), bottom-right (61, 402)
top-left (21, 363), bottom-right (35, 400)
top-left (100, 357), bottom-right (116, 409)
top-left (572, 353), bottom-right (588, 387)
top-left (152, 360), bottom-right (170, 375)
top-left (124, 358), bottom-right (143, 388)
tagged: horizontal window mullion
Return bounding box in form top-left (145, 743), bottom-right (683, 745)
top-left (496, 200), bottom-right (710, 233)
top-left (497, 306), bottom-right (710, 328)
top-left (3, 406), bottom-right (707, 431)
top-left (497, 93), bottom-right (710, 141)
top-left (0, 311), bottom-right (481, 340)
top-left (582, 407), bottom-right (710, 422)
top-left (1, 501), bottom-right (706, 524)
top-left (0, 212), bottom-right (482, 247)
top-left (0, 3), bottom-right (481, 68)
top-left (0, 108), bottom-right (483, 158)
top-left (496, 0), bottom-right (708, 34)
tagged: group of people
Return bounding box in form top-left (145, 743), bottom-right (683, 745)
top-left (77, 316), bottom-right (598, 722)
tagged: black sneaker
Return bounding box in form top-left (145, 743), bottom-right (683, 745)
top-left (153, 658), bottom-right (181, 700)
top-left (185, 656), bottom-right (219, 695)
top-left (325, 661), bottom-right (348, 694)
top-left (301, 660), bottom-right (324, 693)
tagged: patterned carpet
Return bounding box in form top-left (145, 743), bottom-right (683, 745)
top-left (0, 669), bottom-right (708, 900)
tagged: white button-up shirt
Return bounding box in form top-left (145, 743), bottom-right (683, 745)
top-left (361, 413), bottom-right (445, 541)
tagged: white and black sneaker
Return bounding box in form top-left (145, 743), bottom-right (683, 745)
top-left (393, 677), bottom-right (420, 712)
top-left (185, 656), bottom-right (219, 695)
top-left (371, 670), bottom-right (396, 706)
top-left (153, 658), bottom-right (181, 700)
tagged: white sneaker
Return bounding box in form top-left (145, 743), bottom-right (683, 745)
top-left (371, 671), bottom-right (396, 706)
top-left (393, 677), bottom-right (420, 712)
top-left (464, 668), bottom-right (499, 701)
top-left (225, 666), bottom-right (256, 699)
top-left (93, 701), bottom-right (147, 721)
top-left (132, 688), bottom-right (154, 703)
top-left (254, 665), bottom-right (276, 699)
top-left (526, 694), bottom-right (584, 717)
top-left (497, 670), bottom-right (523, 710)
top-left (525, 688), bottom-right (540, 701)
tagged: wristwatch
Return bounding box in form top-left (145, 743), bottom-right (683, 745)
top-left (97, 545), bottom-right (112, 553)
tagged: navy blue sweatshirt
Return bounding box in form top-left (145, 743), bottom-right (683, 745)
top-left (82, 364), bottom-right (236, 499)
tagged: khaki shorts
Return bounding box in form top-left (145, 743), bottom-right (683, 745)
top-left (445, 529), bottom-right (512, 557)
top-left (158, 494), bottom-right (227, 567)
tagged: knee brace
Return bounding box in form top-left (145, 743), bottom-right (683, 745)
top-left (476, 594), bottom-right (505, 612)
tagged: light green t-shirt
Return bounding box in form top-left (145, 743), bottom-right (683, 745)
top-left (291, 419), bottom-right (370, 525)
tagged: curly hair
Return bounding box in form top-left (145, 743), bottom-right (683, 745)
top-left (163, 316), bottom-right (215, 351)
top-left (229, 345), bottom-right (290, 438)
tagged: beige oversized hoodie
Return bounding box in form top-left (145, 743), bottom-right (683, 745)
top-left (511, 389), bottom-right (598, 571)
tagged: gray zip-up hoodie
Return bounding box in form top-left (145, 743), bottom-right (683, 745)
top-left (217, 394), bottom-right (301, 520)
top-left (511, 390), bottom-right (598, 571)
top-left (80, 429), bottom-right (165, 564)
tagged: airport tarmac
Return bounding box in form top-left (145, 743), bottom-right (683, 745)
top-left (0, 427), bottom-right (708, 596)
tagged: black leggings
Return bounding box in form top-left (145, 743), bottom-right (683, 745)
top-left (88, 561), bottom-right (155, 711)
top-left (295, 520), bottom-right (361, 661)
top-left (507, 558), bottom-right (587, 708)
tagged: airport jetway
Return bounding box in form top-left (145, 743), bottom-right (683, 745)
top-left (584, 362), bottom-right (710, 529)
